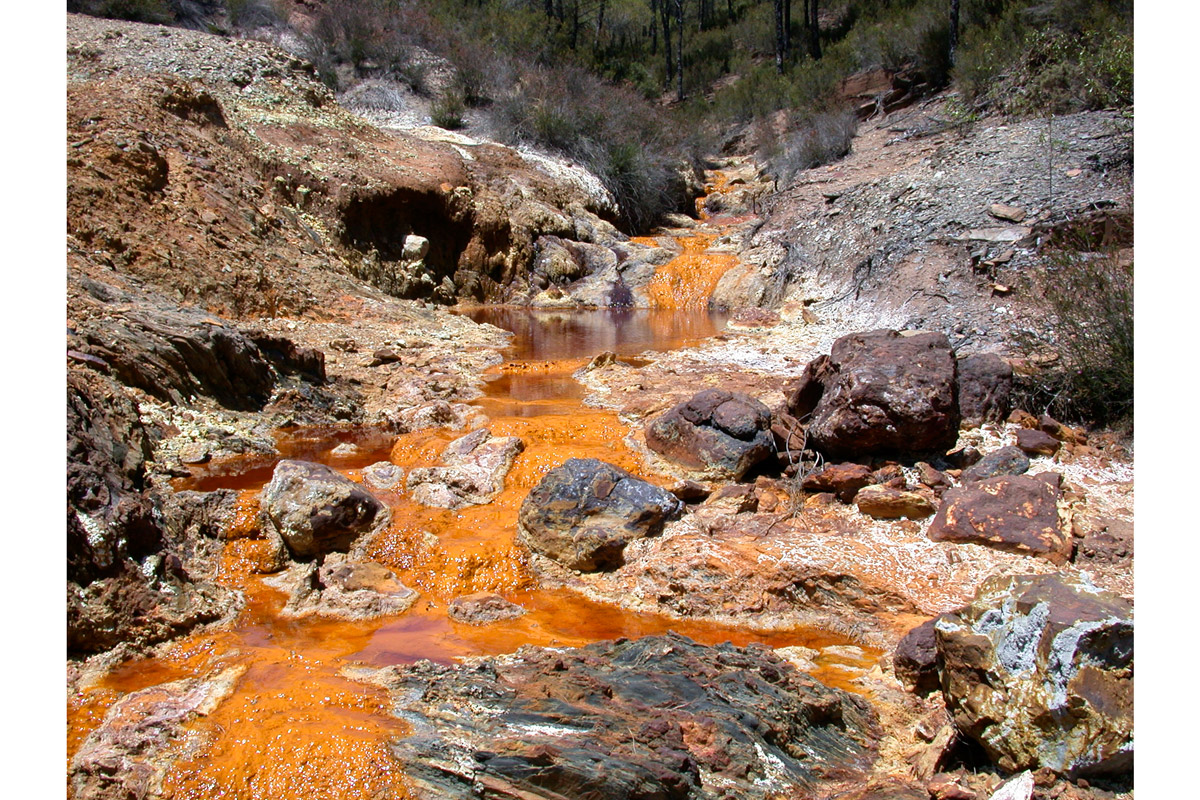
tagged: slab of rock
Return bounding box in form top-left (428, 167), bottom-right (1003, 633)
top-left (271, 554), bottom-right (418, 619)
top-left (1015, 428), bottom-right (1061, 456)
top-left (361, 461), bottom-right (405, 491)
top-left (408, 429), bottom-right (524, 509)
top-left (961, 445), bottom-right (1029, 484)
top-left (928, 472), bottom-right (1070, 562)
top-left (798, 330), bottom-right (960, 459)
top-left (447, 592), bottom-right (528, 625)
top-left (802, 462), bottom-right (874, 503)
top-left (517, 458), bottom-right (682, 571)
top-left (957, 353), bottom-right (1013, 427)
top-left (935, 574), bottom-right (1133, 777)
top-left (644, 389), bottom-right (774, 480)
top-left (70, 667), bottom-right (244, 800)
top-left (378, 633), bottom-right (879, 800)
top-left (260, 460), bottom-right (388, 560)
top-left (855, 484), bottom-right (936, 519)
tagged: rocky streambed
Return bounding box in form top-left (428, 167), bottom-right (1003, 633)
top-left (66, 13), bottom-right (1133, 800)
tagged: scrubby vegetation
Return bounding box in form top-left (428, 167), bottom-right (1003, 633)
top-left (70, 0), bottom-right (1132, 233)
top-left (1016, 233), bottom-right (1134, 427)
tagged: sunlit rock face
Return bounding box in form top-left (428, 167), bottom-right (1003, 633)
top-left (935, 573), bottom-right (1133, 778)
top-left (381, 633), bottom-right (880, 800)
top-left (517, 458), bottom-right (682, 571)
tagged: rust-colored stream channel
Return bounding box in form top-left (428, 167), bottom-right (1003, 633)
top-left (68, 187), bottom-right (877, 799)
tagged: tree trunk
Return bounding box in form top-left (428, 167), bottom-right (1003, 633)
top-left (949, 0), bottom-right (960, 65)
top-left (808, 0), bottom-right (821, 60)
top-left (774, 0), bottom-right (784, 73)
top-left (784, 0), bottom-right (791, 54)
top-left (662, 0), bottom-right (674, 89)
top-left (676, 0), bottom-right (684, 102)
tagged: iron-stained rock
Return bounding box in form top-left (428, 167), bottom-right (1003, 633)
top-left (644, 388), bottom-right (773, 480)
top-left (517, 458), bottom-right (682, 571)
top-left (935, 574), bottom-right (1133, 777)
top-left (957, 353), bottom-right (1013, 427)
top-left (800, 330), bottom-right (960, 459)
top-left (927, 472), bottom-right (1070, 562)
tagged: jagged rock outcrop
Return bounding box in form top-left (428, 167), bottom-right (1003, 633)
top-left (67, 368), bottom-right (236, 654)
top-left (376, 633), bottom-right (880, 799)
top-left (517, 458), bottom-right (682, 571)
top-left (259, 460), bottom-right (388, 560)
top-left (790, 330), bottom-right (960, 459)
top-left (644, 389), bottom-right (774, 480)
top-left (935, 574), bottom-right (1133, 777)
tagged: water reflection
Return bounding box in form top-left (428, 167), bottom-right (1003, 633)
top-left (456, 306), bottom-right (729, 362)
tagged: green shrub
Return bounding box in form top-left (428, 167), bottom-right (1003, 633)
top-left (431, 92), bottom-right (466, 129)
top-left (492, 64), bottom-right (693, 232)
top-left (1015, 243), bottom-right (1133, 426)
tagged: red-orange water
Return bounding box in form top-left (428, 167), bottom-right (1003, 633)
top-left (68, 176), bottom-right (879, 799)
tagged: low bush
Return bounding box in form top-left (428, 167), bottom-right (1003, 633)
top-left (1015, 241), bottom-right (1133, 426)
top-left (430, 92), bottom-right (466, 129)
top-left (492, 64), bottom-right (693, 232)
top-left (758, 107), bottom-right (859, 185)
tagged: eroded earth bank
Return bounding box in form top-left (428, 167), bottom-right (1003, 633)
top-left (67, 13), bottom-right (1133, 800)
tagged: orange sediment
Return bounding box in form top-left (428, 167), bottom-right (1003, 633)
top-left (638, 232), bottom-right (740, 310)
top-left (68, 172), bottom-right (879, 798)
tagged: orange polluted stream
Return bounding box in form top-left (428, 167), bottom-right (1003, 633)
top-left (68, 179), bottom-right (877, 799)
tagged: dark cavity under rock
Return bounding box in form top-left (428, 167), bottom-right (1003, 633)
top-left (379, 633), bottom-right (879, 800)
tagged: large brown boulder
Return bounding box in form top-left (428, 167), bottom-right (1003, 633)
top-left (259, 460), bottom-right (388, 560)
top-left (644, 389), bottom-right (774, 481)
top-left (956, 353), bottom-right (1013, 427)
top-left (382, 633), bottom-right (879, 800)
top-left (927, 472), bottom-right (1071, 563)
top-left (517, 458), bottom-right (682, 571)
top-left (794, 330), bottom-right (960, 459)
top-left (935, 574), bottom-right (1133, 777)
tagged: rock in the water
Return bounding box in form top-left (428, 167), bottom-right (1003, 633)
top-left (957, 353), bottom-right (1013, 427)
top-left (935, 574), bottom-right (1133, 777)
top-left (517, 458), bottom-right (682, 571)
top-left (70, 667), bottom-right (245, 800)
top-left (961, 445), bottom-right (1029, 484)
top-left (802, 462), bottom-right (874, 503)
top-left (928, 472), bottom-right (1070, 562)
top-left (799, 330), bottom-right (960, 459)
top-left (379, 633), bottom-right (879, 800)
top-left (1015, 428), bottom-right (1061, 457)
top-left (361, 461), bottom-right (405, 491)
top-left (855, 484), bottom-right (936, 519)
top-left (447, 592), bottom-right (528, 625)
top-left (893, 618), bottom-right (942, 695)
top-left (260, 460), bottom-right (388, 559)
top-left (644, 389), bottom-right (774, 480)
top-left (272, 554), bottom-right (418, 619)
top-left (407, 428), bottom-right (524, 509)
